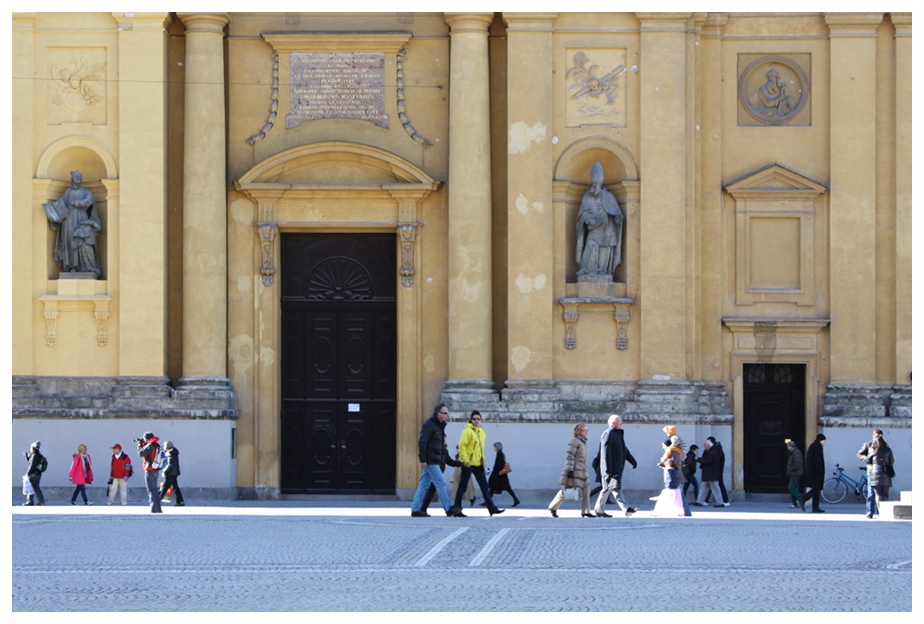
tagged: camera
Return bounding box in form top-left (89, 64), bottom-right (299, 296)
top-left (134, 438), bottom-right (143, 444)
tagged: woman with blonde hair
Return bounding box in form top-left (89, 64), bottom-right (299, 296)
top-left (548, 423), bottom-right (592, 518)
top-left (68, 443), bottom-right (94, 505)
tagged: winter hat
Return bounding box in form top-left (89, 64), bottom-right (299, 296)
top-left (164, 440), bottom-right (175, 450)
top-left (663, 425), bottom-right (677, 436)
top-left (816, 433), bottom-right (826, 442)
top-left (143, 432), bottom-right (154, 440)
top-left (31, 440), bottom-right (41, 450)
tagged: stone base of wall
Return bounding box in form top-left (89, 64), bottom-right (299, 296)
top-left (12, 375), bottom-right (238, 419)
top-left (821, 383), bottom-right (912, 428)
top-left (442, 378), bottom-right (733, 425)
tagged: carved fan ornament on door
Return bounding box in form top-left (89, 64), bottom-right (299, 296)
top-left (306, 257), bottom-right (374, 300)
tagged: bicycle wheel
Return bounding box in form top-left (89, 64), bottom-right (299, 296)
top-left (822, 478), bottom-right (847, 504)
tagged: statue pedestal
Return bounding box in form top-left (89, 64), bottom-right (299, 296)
top-left (58, 272), bottom-right (99, 280)
top-left (560, 281), bottom-right (633, 351)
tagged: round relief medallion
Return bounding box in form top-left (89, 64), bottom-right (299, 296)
top-left (738, 55), bottom-right (809, 125)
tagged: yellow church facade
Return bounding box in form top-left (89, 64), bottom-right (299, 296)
top-left (11, 12), bottom-right (912, 499)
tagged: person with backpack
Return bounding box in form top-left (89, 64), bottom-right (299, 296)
top-left (158, 441), bottom-right (185, 507)
top-left (23, 440), bottom-right (47, 506)
top-left (136, 432), bottom-right (163, 513)
top-left (107, 443), bottom-right (133, 506)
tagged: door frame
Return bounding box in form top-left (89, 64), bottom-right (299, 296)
top-left (724, 318), bottom-right (829, 492)
top-left (235, 141), bottom-right (440, 493)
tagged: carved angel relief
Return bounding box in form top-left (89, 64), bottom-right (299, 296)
top-left (51, 57), bottom-right (106, 110)
top-left (566, 50), bottom-right (627, 126)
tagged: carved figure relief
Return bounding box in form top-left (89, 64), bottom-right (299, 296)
top-left (566, 50), bottom-right (627, 126)
top-left (575, 161), bottom-right (624, 281)
top-left (738, 54), bottom-right (810, 126)
top-left (47, 48), bottom-right (107, 125)
top-left (43, 170), bottom-right (102, 277)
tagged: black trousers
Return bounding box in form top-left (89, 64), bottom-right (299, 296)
top-left (159, 475), bottom-right (184, 504)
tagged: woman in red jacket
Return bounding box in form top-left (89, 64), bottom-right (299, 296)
top-left (68, 443), bottom-right (94, 505)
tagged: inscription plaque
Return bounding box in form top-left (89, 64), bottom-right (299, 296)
top-left (287, 52), bottom-right (388, 129)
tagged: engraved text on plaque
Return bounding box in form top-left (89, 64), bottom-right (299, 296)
top-left (287, 52), bottom-right (388, 129)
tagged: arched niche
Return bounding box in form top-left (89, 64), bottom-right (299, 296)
top-left (35, 137), bottom-right (117, 280)
top-left (554, 137), bottom-right (639, 285)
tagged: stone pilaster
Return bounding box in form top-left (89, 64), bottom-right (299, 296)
top-left (502, 12), bottom-right (557, 399)
top-left (891, 13), bottom-right (912, 385)
top-left (636, 13), bottom-right (692, 380)
top-left (825, 13), bottom-right (883, 383)
top-left (113, 13), bottom-right (170, 377)
top-left (177, 13), bottom-right (231, 392)
top-left (442, 13), bottom-right (496, 398)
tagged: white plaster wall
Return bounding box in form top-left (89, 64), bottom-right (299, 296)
top-left (12, 419), bottom-right (236, 488)
top-left (816, 427), bottom-right (913, 495)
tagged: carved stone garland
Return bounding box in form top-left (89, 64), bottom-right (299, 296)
top-left (397, 49), bottom-right (432, 147)
top-left (247, 52), bottom-right (280, 145)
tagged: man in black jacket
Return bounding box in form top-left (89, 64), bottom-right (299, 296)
top-left (593, 414), bottom-right (638, 517)
top-left (798, 433), bottom-right (827, 513)
top-left (411, 404), bottom-right (462, 517)
top-left (693, 437), bottom-right (726, 508)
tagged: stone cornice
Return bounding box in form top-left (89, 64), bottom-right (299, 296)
top-left (502, 12), bottom-right (558, 30)
top-left (177, 13), bottom-right (230, 34)
top-left (891, 13), bottom-right (911, 37)
top-left (262, 33), bottom-right (411, 53)
top-left (824, 13), bottom-right (883, 37)
top-left (701, 13), bottom-right (729, 37)
top-left (635, 13), bottom-right (693, 31)
top-left (111, 13), bottom-right (171, 30)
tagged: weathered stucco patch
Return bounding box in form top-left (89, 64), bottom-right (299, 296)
top-left (423, 354), bottom-right (435, 373)
top-left (228, 334), bottom-right (253, 376)
top-left (508, 121), bottom-right (547, 154)
top-left (516, 193), bottom-right (530, 215)
top-left (515, 273), bottom-right (548, 293)
top-left (237, 275), bottom-right (252, 295)
top-left (511, 346), bottom-right (532, 372)
top-left (230, 199), bottom-right (252, 224)
top-left (260, 346), bottom-right (276, 367)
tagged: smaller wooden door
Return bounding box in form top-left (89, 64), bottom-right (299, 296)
top-left (743, 363), bottom-right (805, 493)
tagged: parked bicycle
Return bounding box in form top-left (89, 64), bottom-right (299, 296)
top-left (821, 463), bottom-right (868, 504)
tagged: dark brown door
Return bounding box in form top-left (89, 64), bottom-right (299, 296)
top-left (280, 234), bottom-right (396, 493)
top-left (743, 363), bottom-right (805, 493)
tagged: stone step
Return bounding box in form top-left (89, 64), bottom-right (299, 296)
top-left (878, 490), bottom-right (912, 520)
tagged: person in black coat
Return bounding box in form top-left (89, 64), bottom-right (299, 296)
top-left (420, 435), bottom-right (462, 515)
top-left (158, 440), bottom-right (185, 506)
top-left (693, 437), bottom-right (726, 507)
top-left (487, 442), bottom-right (520, 507)
top-left (798, 433), bottom-right (826, 513)
top-left (682, 444), bottom-right (699, 501)
top-left (410, 403), bottom-right (461, 517)
top-left (23, 440), bottom-right (47, 506)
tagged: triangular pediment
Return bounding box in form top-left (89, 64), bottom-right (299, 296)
top-left (725, 163), bottom-right (827, 198)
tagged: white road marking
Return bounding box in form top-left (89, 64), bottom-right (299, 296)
top-left (469, 528), bottom-right (511, 567)
top-left (415, 527), bottom-right (469, 567)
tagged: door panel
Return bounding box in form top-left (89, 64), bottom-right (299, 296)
top-left (743, 364), bottom-right (805, 493)
top-left (280, 234), bottom-right (396, 493)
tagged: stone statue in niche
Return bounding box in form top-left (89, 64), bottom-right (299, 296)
top-left (575, 161), bottom-right (623, 281)
top-left (43, 170), bottom-right (102, 277)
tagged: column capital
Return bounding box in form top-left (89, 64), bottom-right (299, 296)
top-left (701, 13), bottom-right (729, 38)
top-left (502, 13), bottom-right (558, 30)
top-left (444, 13), bottom-right (494, 33)
top-left (824, 13), bottom-right (883, 37)
top-left (177, 13), bottom-right (230, 34)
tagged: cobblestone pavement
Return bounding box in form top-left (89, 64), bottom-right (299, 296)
top-left (11, 501), bottom-right (911, 612)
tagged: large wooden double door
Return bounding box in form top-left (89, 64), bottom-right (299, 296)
top-left (280, 234), bottom-right (396, 493)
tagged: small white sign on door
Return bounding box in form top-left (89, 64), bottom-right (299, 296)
top-left (348, 404), bottom-right (360, 412)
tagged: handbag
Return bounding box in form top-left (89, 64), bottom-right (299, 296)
top-left (562, 487), bottom-right (581, 502)
top-left (498, 463), bottom-right (512, 476)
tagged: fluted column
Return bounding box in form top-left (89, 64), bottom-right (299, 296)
top-left (178, 13), bottom-right (230, 387)
top-left (825, 13), bottom-right (882, 384)
top-left (443, 13), bottom-right (495, 395)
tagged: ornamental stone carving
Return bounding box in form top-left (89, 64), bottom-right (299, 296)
top-left (738, 54), bottom-right (810, 126)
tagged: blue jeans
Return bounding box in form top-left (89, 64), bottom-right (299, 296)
top-left (866, 479), bottom-right (878, 515)
top-left (454, 465), bottom-right (500, 513)
top-left (144, 470), bottom-right (162, 513)
top-left (70, 484), bottom-right (88, 504)
top-left (683, 472), bottom-right (699, 500)
top-left (412, 464), bottom-right (452, 514)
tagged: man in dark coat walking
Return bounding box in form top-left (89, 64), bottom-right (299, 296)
top-left (410, 404), bottom-right (462, 517)
top-left (798, 433), bottom-right (827, 513)
top-left (693, 437), bottom-right (726, 507)
top-left (592, 414), bottom-right (638, 517)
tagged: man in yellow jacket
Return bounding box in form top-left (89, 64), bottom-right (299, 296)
top-left (451, 410), bottom-right (505, 516)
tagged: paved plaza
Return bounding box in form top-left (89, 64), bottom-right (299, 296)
top-left (11, 499), bottom-right (912, 613)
